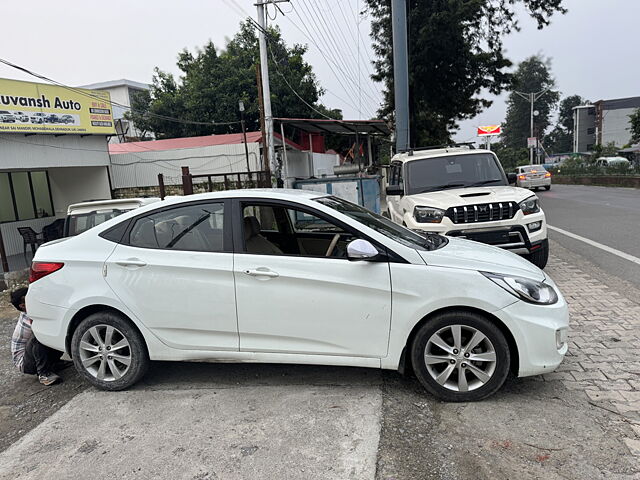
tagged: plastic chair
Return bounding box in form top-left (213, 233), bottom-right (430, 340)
top-left (17, 227), bottom-right (44, 263)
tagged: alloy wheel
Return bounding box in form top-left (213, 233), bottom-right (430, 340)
top-left (78, 324), bottom-right (132, 381)
top-left (424, 324), bottom-right (497, 392)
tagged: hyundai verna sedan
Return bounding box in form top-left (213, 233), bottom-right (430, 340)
top-left (27, 190), bottom-right (569, 402)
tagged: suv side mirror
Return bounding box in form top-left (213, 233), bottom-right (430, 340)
top-left (507, 173), bottom-right (517, 184)
top-left (386, 184), bottom-right (404, 196)
top-left (347, 239), bottom-right (380, 261)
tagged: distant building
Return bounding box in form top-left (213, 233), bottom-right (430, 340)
top-left (81, 79), bottom-right (152, 143)
top-left (573, 96), bottom-right (640, 153)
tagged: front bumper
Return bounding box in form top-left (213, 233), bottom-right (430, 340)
top-left (493, 288), bottom-right (569, 377)
top-left (407, 210), bottom-right (547, 254)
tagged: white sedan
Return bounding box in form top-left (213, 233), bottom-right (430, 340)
top-left (27, 189), bottom-right (569, 402)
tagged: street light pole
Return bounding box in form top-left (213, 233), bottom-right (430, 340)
top-left (515, 88), bottom-right (550, 164)
top-left (239, 100), bottom-right (252, 182)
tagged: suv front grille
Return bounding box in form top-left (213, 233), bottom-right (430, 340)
top-left (446, 202), bottom-right (520, 224)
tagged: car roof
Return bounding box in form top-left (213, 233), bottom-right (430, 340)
top-left (67, 197), bottom-right (161, 215)
top-left (391, 147), bottom-right (494, 164)
top-left (157, 188), bottom-right (325, 205)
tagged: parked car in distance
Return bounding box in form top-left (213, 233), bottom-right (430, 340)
top-left (14, 111), bottom-right (30, 122)
top-left (28, 189), bottom-right (569, 402)
top-left (30, 112), bottom-right (47, 123)
top-left (595, 156), bottom-right (632, 169)
top-left (64, 198), bottom-right (161, 237)
top-left (59, 114), bottom-right (75, 124)
top-left (386, 145), bottom-right (550, 269)
top-left (516, 165), bottom-right (551, 191)
top-left (0, 110), bottom-right (16, 123)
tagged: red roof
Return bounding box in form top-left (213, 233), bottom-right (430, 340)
top-left (109, 131), bottom-right (304, 154)
top-left (109, 131), bottom-right (263, 154)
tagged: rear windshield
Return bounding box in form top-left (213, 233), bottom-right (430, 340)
top-left (521, 166), bottom-right (547, 173)
top-left (66, 209), bottom-right (130, 236)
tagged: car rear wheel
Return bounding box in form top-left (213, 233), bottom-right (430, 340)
top-left (525, 239), bottom-right (549, 269)
top-left (410, 311), bottom-right (510, 402)
top-left (71, 311), bottom-right (149, 391)
top-left (544, 185), bottom-right (551, 191)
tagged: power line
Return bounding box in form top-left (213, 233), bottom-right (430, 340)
top-left (287, 3), bottom-right (378, 117)
top-left (296, 0), bottom-right (380, 112)
top-left (304, 0), bottom-right (380, 104)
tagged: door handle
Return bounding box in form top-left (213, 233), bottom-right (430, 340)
top-left (115, 259), bottom-right (147, 267)
top-left (244, 269), bottom-right (279, 278)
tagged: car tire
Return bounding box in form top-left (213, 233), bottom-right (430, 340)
top-left (71, 311), bottom-right (149, 391)
top-left (525, 239), bottom-right (549, 269)
top-left (410, 311), bottom-right (510, 402)
top-left (544, 185), bottom-right (551, 191)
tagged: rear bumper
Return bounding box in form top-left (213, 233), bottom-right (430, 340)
top-left (518, 179), bottom-right (551, 188)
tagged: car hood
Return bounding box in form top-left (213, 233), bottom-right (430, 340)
top-left (404, 185), bottom-right (534, 209)
top-left (418, 236), bottom-right (545, 281)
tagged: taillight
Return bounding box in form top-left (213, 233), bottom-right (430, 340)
top-left (518, 175), bottom-right (526, 180)
top-left (29, 262), bottom-right (64, 283)
top-left (545, 172), bottom-right (551, 177)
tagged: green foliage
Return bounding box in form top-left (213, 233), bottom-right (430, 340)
top-left (501, 55), bottom-right (560, 150)
top-left (546, 95), bottom-right (588, 154)
top-left (629, 108), bottom-right (640, 144)
top-left (491, 144), bottom-right (529, 172)
top-left (125, 21), bottom-right (341, 140)
top-left (365, 0), bottom-right (566, 147)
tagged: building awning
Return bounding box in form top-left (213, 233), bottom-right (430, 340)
top-left (275, 118), bottom-right (391, 136)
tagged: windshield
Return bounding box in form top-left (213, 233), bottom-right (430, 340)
top-left (315, 196), bottom-right (447, 251)
top-left (405, 153), bottom-right (507, 195)
top-left (66, 209), bottom-right (130, 236)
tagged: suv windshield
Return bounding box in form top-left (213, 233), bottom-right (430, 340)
top-left (315, 196), bottom-right (447, 251)
top-left (405, 153), bottom-right (507, 195)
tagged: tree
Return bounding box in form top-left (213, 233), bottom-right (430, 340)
top-left (501, 55), bottom-right (560, 150)
top-left (629, 108), bottom-right (640, 144)
top-left (365, 0), bottom-right (566, 147)
top-left (126, 21), bottom-right (341, 140)
top-left (546, 95), bottom-right (588, 153)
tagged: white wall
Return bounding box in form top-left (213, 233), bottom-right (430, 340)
top-left (312, 153), bottom-right (340, 177)
top-left (0, 134), bottom-right (110, 169)
top-left (48, 166), bottom-right (112, 216)
top-left (109, 143), bottom-right (261, 188)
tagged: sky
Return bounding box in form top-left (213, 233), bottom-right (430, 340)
top-left (1, 0), bottom-right (638, 144)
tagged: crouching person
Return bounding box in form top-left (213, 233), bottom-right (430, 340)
top-left (10, 287), bottom-right (63, 386)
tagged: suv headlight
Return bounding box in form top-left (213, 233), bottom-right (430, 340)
top-left (482, 272), bottom-right (558, 305)
top-left (414, 206), bottom-right (445, 223)
top-left (519, 196), bottom-right (540, 215)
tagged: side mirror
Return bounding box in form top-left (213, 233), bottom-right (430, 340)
top-left (507, 173), bottom-right (517, 184)
top-left (347, 239), bottom-right (380, 261)
top-left (386, 184), bottom-right (404, 196)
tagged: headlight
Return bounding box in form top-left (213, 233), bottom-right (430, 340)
top-left (482, 272), bottom-right (558, 305)
top-left (414, 206), bottom-right (445, 223)
top-left (519, 196), bottom-right (540, 215)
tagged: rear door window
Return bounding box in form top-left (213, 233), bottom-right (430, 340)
top-left (127, 202), bottom-right (225, 252)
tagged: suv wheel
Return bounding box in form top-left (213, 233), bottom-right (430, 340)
top-left (410, 311), bottom-right (510, 402)
top-left (71, 311), bottom-right (149, 391)
top-left (525, 239), bottom-right (549, 269)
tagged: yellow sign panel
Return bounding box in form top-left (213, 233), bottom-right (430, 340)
top-left (0, 78), bottom-right (116, 135)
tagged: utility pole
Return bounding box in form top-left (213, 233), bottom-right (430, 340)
top-left (239, 100), bottom-right (252, 181)
top-left (515, 88), bottom-right (550, 164)
top-left (391, 0), bottom-right (410, 153)
top-left (255, 0), bottom-right (290, 185)
top-left (255, 64), bottom-right (269, 176)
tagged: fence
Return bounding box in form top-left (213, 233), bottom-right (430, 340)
top-left (158, 167), bottom-right (271, 198)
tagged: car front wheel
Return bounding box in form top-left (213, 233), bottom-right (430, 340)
top-left (410, 311), bottom-right (510, 402)
top-left (71, 311), bottom-right (149, 391)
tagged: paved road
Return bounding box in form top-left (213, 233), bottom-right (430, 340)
top-left (538, 184), bottom-right (640, 288)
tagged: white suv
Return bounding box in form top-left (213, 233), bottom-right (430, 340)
top-left (386, 146), bottom-right (549, 269)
